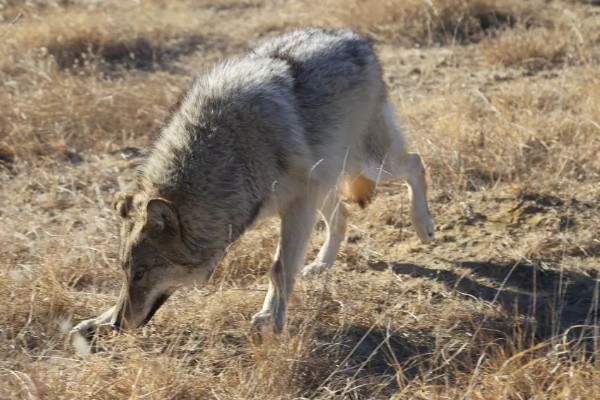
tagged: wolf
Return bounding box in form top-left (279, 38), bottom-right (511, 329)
top-left (70, 28), bottom-right (434, 345)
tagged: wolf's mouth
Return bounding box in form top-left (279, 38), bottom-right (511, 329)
top-left (140, 293), bottom-right (171, 327)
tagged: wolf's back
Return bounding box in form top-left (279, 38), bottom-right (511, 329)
top-left (251, 28), bottom-right (385, 150)
top-left (141, 28), bottom-right (384, 210)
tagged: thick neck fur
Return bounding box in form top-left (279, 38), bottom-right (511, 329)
top-left (135, 59), bottom-right (291, 256)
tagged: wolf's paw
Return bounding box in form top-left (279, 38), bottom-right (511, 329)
top-left (420, 216), bottom-right (435, 244)
top-left (69, 320), bottom-right (95, 354)
top-left (69, 319), bottom-right (112, 354)
top-left (251, 309), bottom-right (285, 333)
top-left (413, 214), bottom-right (435, 244)
top-left (250, 311), bottom-right (272, 333)
top-left (301, 261), bottom-right (331, 276)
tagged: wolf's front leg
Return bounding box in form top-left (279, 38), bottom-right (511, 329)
top-left (251, 195), bottom-right (318, 332)
top-left (302, 193), bottom-right (347, 276)
top-left (69, 306), bottom-right (115, 351)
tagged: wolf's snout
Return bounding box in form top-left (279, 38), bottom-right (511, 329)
top-left (140, 293), bottom-right (171, 327)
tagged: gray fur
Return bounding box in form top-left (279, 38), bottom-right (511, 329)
top-left (70, 28), bottom-right (434, 347)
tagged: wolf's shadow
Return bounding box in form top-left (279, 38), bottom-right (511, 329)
top-left (298, 260), bottom-right (599, 396)
top-left (388, 260), bottom-right (599, 338)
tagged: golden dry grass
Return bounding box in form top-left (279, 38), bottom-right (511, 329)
top-left (1, 0), bottom-right (600, 398)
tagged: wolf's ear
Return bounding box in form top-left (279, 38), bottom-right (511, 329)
top-left (112, 192), bottom-right (134, 219)
top-left (145, 198), bottom-right (179, 236)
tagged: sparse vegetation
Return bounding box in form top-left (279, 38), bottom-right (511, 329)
top-left (1, 0), bottom-right (599, 398)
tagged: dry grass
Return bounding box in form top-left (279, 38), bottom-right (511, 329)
top-left (2, 0), bottom-right (600, 398)
top-left (303, 0), bottom-right (536, 46)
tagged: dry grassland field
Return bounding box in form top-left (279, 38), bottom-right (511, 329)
top-left (1, 0), bottom-right (600, 398)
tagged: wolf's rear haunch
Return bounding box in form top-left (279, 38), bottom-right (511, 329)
top-left (70, 28), bottom-right (435, 348)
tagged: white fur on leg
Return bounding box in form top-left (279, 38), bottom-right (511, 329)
top-left (405, 153), bottom-right (434, 244)
top-left (251, 193), bottom-right (319, 332)
top-left (302, 261), bottom-right (330, 276)
top-left (302, 196), bottom-right (347, 276)
top-left (251, 276), bottom-right (278, 332)
top-left (362, 102), bottom-right (435, 244)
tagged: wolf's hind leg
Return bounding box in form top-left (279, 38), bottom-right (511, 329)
top-left (367, 152), bottom-right (434, 244)
top-left (251, 193), bottom-right (318, 332)
top-left (302, 192), bottom-right (347, 276)
top-left (364, 103), bottom-right (435, 244)
top-left (401, 153), bottom-right (435, 244)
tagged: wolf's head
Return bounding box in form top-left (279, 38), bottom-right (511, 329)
top-left (109, 192), bottom-right (218, 330)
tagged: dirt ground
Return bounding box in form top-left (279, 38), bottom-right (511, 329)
top-left (1, 0), bottom-right (600, 399)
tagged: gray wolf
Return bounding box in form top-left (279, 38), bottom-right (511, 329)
top-left (70, 28), bottom-right (434, 346)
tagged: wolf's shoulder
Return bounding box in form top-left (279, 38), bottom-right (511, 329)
top-left (251, 28), bottom-right (376, 70)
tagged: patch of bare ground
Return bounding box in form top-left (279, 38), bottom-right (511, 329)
top-left (2, 0), bottom-right (600, 399)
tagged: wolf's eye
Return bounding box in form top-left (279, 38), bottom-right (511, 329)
top-left (133, 270), bottom-right (145, 281)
